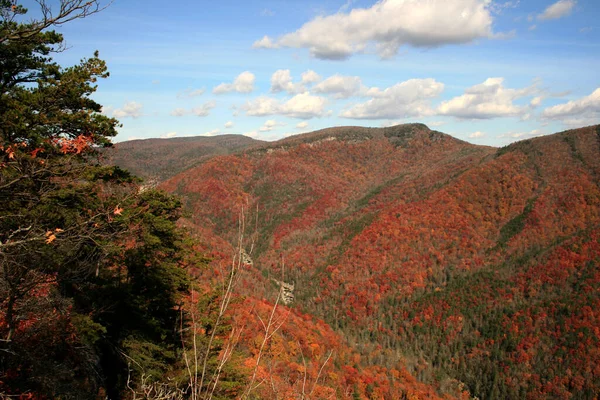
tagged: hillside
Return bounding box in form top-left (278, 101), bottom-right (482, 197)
top-left (158, 123), bottom-right (600, 399)
top-left (106, 134), bottom-right (264, 182)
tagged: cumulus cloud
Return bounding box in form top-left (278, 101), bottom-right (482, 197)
top-left (313, 75), bottom-right (367, 99)
top-left (538, 0), bottom-right (576, 21)
top-left (254, 0), bottom-right (497, 59)
top-left (224, 121), bottom-right (234, 128)
top-left (530, 96), bottom-right (544, 107)
top-left (253, 35), bottom-right (277, 49)
top-left (271, 70), bottom-right (303, 94)
top-left (243, 97), bottom-right (280, 117)
top-left (301, 70), bottom-right (321, 84)
top-left (296, 121), bottom-right (309, 129)
top-left (270, 69), bottom-right (321, 94)
top-left (282, 92), bottom-right (329, 119)
top-left (438, 78), bottom-right (538, 119)
top-left (244, 92), bottom-right (328, 119)
top-left (213, 71), bottom-right (256, 94)
top-left (259, 120), bottom-right (285, 132)
top-left (469, 131), bottom-right (486, 138)
top-left (341, 78), bottom-right (444, 119)
top-left (203, 129), bottom-right (221, 136)
top-left (170, 101), bottom-right (216, 117)
top-left (192, 101), bottom-right (216, 116)
top-left (161, 132), bottom-right (177, 139)
top-left (499, 129), bottom-right (545, 139)
top-left (542, 88), bottom-right (600, 126)
top-left (110, 101), bottom-right (143, 119)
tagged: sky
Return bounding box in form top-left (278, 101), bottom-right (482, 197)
top-left (31, 0), bottom-right (600, 146)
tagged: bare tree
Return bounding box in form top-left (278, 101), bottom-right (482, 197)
top-left (1, 0), bottom-right (111, 43)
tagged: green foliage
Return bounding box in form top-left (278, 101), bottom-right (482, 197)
top-left (563, 134), bottom-right (585, 164)
top-left (497, 197), bottom-right (536, 248)
top-left (71, 314), bottom-right (107, 346)
top-left (0, 3), bottom-right (203, 398)
top-left (496, 139), bottom-right (542, 159)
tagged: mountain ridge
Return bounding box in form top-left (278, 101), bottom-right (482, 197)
top-left (115, 123), bottom-right (600, 398)
top-left (107, 133), bottom-right (265, 181)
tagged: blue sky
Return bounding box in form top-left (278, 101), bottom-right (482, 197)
top-left (35, 0), bottom-right (600, 146)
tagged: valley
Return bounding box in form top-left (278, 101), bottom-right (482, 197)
top-left (114, 123), bottom-right (600, 399)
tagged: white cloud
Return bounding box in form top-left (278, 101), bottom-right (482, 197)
top-left (170, 108), bottom-right (188, 117)
top-left (243, 130), bottom-right (260, 138)
top-left (177, 88), bottom-right (205, 98)
top-left (261, 8), bottom-right (275, 16)
top-left (438, 78), bottom-right (538, 119)
top-left (254, 0), bottom-right (497, 60)
top-left (270, 69), bottom-right (321, 94)
top-left (111, 101), bottom-right (143, 119)
top-left (271, 69), bottom-right (293, 93)
top-left (313, 75), bottom-right (367, 99)
top-left (529, 25), bottom-right (537, 31)
top-left (243, 97), bottom-right (280, 117)
top-left (213, 71), bottom-right (256, 94)
top-left (469, 131), bottom-right (486, 138)
top-left (244, 92), bottom-right (328, 119)
top-left (192, 101), bottom-right (216, 117)
top-left (282, 92), bottom-right (328, 119)
top-left (499, 129), bottom-right (545, 139)
top-left (161, 132), bottom-right (177, 139)
top-left (203, 129), bottom-right (221, 136)
top-left (488, 1), bottom-right (521, 14)
top-left (301, 70), bottom-right (321, 84)
top-left (271, 69), bottom-right (303, 94)
top-left (253, 35), bottom-right (278, 49)
top-left (541, 88), bottom-right (600, 126)
top-left (224, 121), bottom-right (234, 128)
top-left (538, 0), bottom-right (576, 21)
top-left (428, 121), bottom-right (447, 127)
top-left (341, 78), bottom-right (444, 119)
top-left (296, 121), bottom-right (309, 129)
top-left (580, 27), bottom-right (593, 33)
top-left (171, 101), bottom-right (216, 117)
top-left (259, 119), bottom-right (285, 132)
top-left (530, 96), bottom-right (543, 108)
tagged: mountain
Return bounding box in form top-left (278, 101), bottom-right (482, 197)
top-left (106, 134), bottom-right (264, 182)
top-left (158, 123), bottom-right (600, 399)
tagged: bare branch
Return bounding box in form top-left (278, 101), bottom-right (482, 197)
top-left (310, 350), bottom-right (334, 397)
top-left (1, 0), bottom-right (113, 44)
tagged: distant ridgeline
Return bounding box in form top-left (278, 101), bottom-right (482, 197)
top-left (108, 134), bottom-right (263, 182)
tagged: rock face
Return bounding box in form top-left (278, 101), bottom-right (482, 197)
top-left (272, 279), bottom-right (295, 305)
top-left (240, 249), bottom-right (253, 266)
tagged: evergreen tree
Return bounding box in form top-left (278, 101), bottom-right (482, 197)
top-left (0, 2), bottom-right (192, 397)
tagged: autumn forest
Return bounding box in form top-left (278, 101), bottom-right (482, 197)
top-left (2, 1), bottom-right (600, 399)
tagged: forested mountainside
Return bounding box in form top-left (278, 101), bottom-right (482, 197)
top-left (4, 1), bottom-right (599, 398)
top-left (108, 135), bottom-right (264, 182)
top-left (157, 123), bottom-right (600, 399)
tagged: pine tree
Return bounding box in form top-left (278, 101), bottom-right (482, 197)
top-left (0, 2), bottom-right (191, 397)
